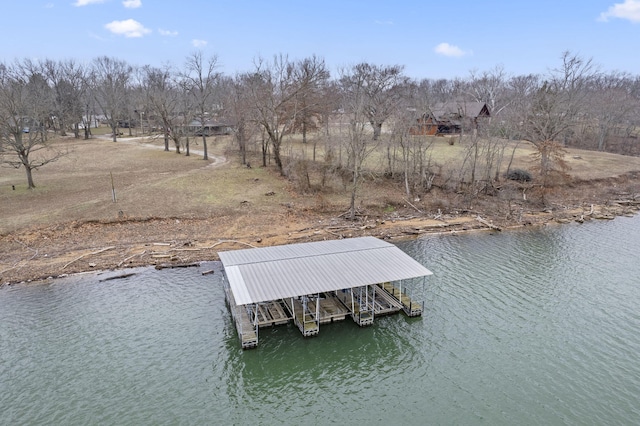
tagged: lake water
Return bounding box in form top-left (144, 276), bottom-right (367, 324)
top-left (1, 217), bottom-right (640, 425)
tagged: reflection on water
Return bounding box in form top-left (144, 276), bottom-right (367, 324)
top-left (2, 217), bottom-right (640, 425)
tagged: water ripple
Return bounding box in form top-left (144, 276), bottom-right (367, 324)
top-left (2, 219), bottom-right (640, 424)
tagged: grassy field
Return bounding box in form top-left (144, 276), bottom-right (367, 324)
top-left (3, 131), bottom-right (640, 236)
top-left (2, 130), bottom-right (640, 284)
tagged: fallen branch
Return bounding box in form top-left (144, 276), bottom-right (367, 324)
top-left (117, 250), bottom-right (146, 267)
top-left (476, 215), bottom-right (502, 231)
top-left (205, 240), bottom-right (258, 249)
top-left (62, 246), bottom-right (115, 269)
top-left (326, 226), bottom-right (359, 231)
top-left (325, 228), bottom-right (344, 238)
top-left (155, 262), bottom-right (200, 270)
top-left (403, 198), bottom-right (423, 214)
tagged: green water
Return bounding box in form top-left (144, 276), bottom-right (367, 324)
top-left (2, 217), bottom-right (640, 425)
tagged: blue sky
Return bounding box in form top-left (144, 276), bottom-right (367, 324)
top-left (2, 0), bottom-right (639, 79)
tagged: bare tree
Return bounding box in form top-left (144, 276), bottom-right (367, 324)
top-left (583, 71), bottom-right (639, 151)
top-left (42, 59), bottom-right (86, 138)
top-left (347, 63), bottom-right (408, 140)
top-left (292, 56), bottom-right (330, 145)
top-left (0, 62), bottom-right (63, 188)
top-left (247, 55), bottom-right (328, 174)
top-left (181, 51), bottom-right (220, 160)
top-left (91, 56), bottom-right (132, 142)
top-left (466, 66), bottom-right (509, 116)
top-left (141, 65), bottom-right (181, 152)
top-left (389, 87), bottom-right (436, 197)
top-left (515, 52), bottom-right (597, 185)
top-left (226, 73), bottom-right (260, 165)
top-left (338, 65), bottom-right (384, 219)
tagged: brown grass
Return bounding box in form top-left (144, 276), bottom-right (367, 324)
top-left (2, 131), bottom-right (640, 284)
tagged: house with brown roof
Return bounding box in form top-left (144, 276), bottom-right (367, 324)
top-left (410, 101), bottom-right (491, 136)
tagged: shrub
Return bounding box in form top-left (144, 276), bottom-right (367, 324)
top-left (505, 169), bottom-right (532, 182)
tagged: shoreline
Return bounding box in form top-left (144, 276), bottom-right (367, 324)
top-left (2, 201), bottom-right (637, 287)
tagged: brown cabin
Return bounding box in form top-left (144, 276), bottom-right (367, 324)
top-left (410, 101), bottom-right (491, 136)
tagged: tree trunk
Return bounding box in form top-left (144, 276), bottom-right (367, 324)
top-left (372, 122), bottom-right (382, 140)
top-left (349, 171), bottom-right (357, 221)
top-left (273, 143), bottom-right (283, 174)
top-left (25, 164), bottom-right (35, 189)
top-left (261, 136), bottom-right (268, 167)
top-left (270, 132), bottom-right (283, 174)
top-left (201, 135), bottom-right (208, 160)
top-left (302, 118), bottom-right (307, 144)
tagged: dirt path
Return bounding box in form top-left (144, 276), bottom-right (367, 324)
top-left (99, 134), bottom-right (229, 168)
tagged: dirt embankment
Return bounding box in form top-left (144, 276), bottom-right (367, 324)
top-left (2, 189), bottom-right (639, 286)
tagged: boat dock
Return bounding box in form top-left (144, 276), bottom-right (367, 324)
top-left (219, 237), bottom-right (433, 349)
top-left (378, 282), bottom-right (423, 316)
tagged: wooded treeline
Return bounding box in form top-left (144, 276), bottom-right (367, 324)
top-left (1, 51), bottom-right (639, 217)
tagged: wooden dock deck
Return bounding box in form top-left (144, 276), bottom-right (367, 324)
top-left (224, 283), bottom-right (258, 349)
top-left (237, 306), bottom-right (258, 348)
top-left (335, 289), bottom-right (374, 326)
top-left (226, 285), bottom-right (423, 348)
top-left (370, 286), bottom-right (403, 316)
top-left (253, 301), bottom-right (291, 328)
top-left (309, 294), bottom-right (349, 324)
top-left (378, 282), bottom-right (423, 316)
top-left (283, 298), bottom-right (320, 336)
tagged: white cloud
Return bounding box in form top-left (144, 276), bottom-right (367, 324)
top-left (73, 0), bottom-right (105, 6)
top-left (192, 39), bottom-right (208, 48)
top-left (434, 42), bottom-right (469, 57)
top-left (104, 19), bottom-right (151, 38)
top-left (599, 0), bottom-right (640, 22)
top-left (122, 0), bottom-right (142, 8)
top-left (44, 3), bottom-right (54, 8)
top-left (159, 28), bottom-right (178, 36)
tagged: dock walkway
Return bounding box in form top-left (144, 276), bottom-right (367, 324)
top-left (378, 282), bottom-right (423, 316)
top-left (253, 301), bottom-right (290, 328)
top-left (224, 283), bottom-right (258, 349)
top-left (283, 298), bottom-right (320, 336)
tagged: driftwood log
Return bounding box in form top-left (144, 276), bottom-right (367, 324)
top-left (155, 262), bottom-right (200, 270)
top-left (475, 216), bottom-right (502, 231)
top-left (99, 273), bottom-right (137, 282)
top-left (62, 246), bottom-right (115, 269)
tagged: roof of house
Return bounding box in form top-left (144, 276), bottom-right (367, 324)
top-left (219, 236), bottom-right (433, 305)
top-left (429, 101), bottom-right (491, 121)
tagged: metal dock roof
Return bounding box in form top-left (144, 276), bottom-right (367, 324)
top-left (219, 236), bottom-right (433, 305)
